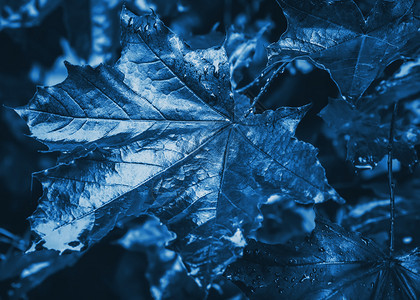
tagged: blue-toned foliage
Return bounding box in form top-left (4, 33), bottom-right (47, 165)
top-left (321, 59), bottom-right (420, 168)
top-left (14, 8), bottom-right (339, 287)
top-left (225, 219), bottom-right (420, 299)
top-left (269, 0), bottom-right (419, 100)
top-left (0, 0), bottom-right (419, 299)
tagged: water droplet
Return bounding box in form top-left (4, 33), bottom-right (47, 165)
top-left (278, 288), bottom-right (284, 294)
top-left (291, 277), bottom-right (295, 282)
top-left (283, 277), bottom-right (288, 281)
top-left (318, 247), bottom-right (325, 252)
top-left (371, 282), bottom-right (374, 288)
top-left (403, 236), bottom-right (412, 244)
top-left (354, 163), bottom-right (373, 170)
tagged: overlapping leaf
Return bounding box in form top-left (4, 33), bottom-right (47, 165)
top-left (225, 219), bottom-right (420, 299)
top-left (320, 60), bottom-right (420, 168)
top-left (268, 0), bottom-right (419, 100)
top-left (117, 216), bottom-right (204, 300)
top-left (117, 217), bottom-right (246, 300)
top-left (15, 8), bottom-right (341, 285)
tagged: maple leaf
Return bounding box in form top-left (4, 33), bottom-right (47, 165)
top-left (320, 59), bottom-right (420, 168)
top-left (268, 0), bottom-right (419, 100)
top-left (15, 8), bottom-right (341, 285)
top-left (225, 219), bottom-right (420, 299)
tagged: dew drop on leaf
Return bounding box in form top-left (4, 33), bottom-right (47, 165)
top-left (403, 236), bottom-right (412, 244)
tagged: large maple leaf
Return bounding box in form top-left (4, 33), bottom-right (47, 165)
top-left (225, 219), bottom-right (420, 299)
top-left (268, 0), bottom-right (419, 100)
top-left (15, 8), bottom-right (341, 284)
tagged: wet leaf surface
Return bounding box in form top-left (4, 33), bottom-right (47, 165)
top-left (269, 0), bottom-right (419, 100)
top-left (15, 8), bottom-right (340, 285)
top-left (225, 219), bottom-right (420, 299)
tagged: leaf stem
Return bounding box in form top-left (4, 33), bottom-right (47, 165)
top-left (388, 102), bottom-right (398, 256)
top-left (244, 62), bottom-right (285, 117)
